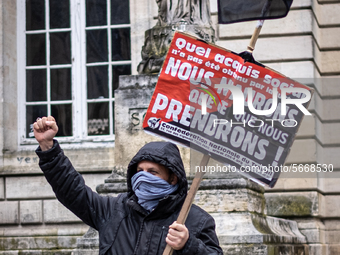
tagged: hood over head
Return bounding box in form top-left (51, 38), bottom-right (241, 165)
top-left (127, 141), bottom-right (188, 197)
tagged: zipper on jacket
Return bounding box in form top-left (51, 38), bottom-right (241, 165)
top-left (133, 218), bottom-right (145, 255)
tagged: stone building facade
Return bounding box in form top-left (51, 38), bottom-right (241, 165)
top-left (0, 0), bottom-right (339, 254)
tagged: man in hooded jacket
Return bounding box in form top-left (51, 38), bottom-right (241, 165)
top-left (34, 116), bottom-right (223, 255)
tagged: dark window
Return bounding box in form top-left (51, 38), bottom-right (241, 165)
top-left (87, 65), bottom-right (109, 99)
top-left (88, 102), bottom-right (109, 135)
top-left (51, 68), bottom-right (72, 101)
top-left (26, 34), bottom-right (46, 66)
top-left (51, 104), bottom-right (73, 136)
top-left (111, 28), bottom-right (131, 61)
top-left (86, 29), bottom-right (108, 63)
top-left (111, 0), bottom-right (130, 25)
top-left (50, 0), bottom-right (70, 29)
top-left (26, 0), bottom-right (45, 31)
top-left (86, 0), bottom-right (107, 26)
top-left (26, 69), bottom-right (47, 102)
top-left (50, 32), bottom-right (71, 65)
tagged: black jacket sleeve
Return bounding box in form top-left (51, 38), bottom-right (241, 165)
top-left (36, 140), bottom-right (114, 230)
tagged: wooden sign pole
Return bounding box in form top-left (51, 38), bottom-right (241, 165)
top-left (247, 20), bottom-right (264, 53)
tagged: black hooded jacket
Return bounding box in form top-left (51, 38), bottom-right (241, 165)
top-left (36, 140), bottom-right (223, 255)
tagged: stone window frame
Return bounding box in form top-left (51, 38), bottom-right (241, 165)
top-left (17, 0), bottom-right (131, 148)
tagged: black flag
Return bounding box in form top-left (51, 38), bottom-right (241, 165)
top-left (218, 0), bottom-right (293, 24)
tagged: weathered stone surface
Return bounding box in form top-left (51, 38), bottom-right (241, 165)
top-left (198, 176), bottom-right (265, 193)
top-left (72, 250), bottom-right (98, 255)
top-left (213, 212), bottom-right (306, 244)
top-left (1, 147), bottom-right (114, 175)
top-left (314, 48), bottom-right (340, 74)
top-left (292, 0), bottom-right (312, 8)
top-left (2, 151), bottom-right (41, 175)
top-left (313, 22), bottom-right (340, 49)
top-left (0, 225), bottom-right (88, 237)
top-left (6, 176), bottom-right (54, 199)
top-left (318, 174), bottom-right (340, 193)
top-left (319, 122), bottom-right (340, 145)
top-left (0, 235), bottom-right (78, 250)
top-left (265, 192), bottom-right (322, 217)
top-left (313, 94), bottom-right (340, 121)
top-left (216, 36), bottom-right (313, 62)
top-left (0, 252), bottom-right (18, 255)
top-left (0, 250), bottom-right (74, 255)
top-left (43, 200), bottom-right (81, 223)
top-left (322, 147), bottom-right (340, 169)
top-left (64, 147), bottom-right (115, 173)
top-left (0, 178), bottom-right (4, 200)
top-left (266, 177), bottom-right (318, 192)
top-left (20, 201), bottom-right (42, 224)
top-left (325, 230), bottom-right (340, 244)
top-left (328, 244), bottom-right (340, 255)
top-left (313, 76), bottom-right (340, 97)
top-left (2, 0), bottom-right (18, 153)
top-left (295, 218), bottom-right (326, 243)
top-left (286, 139), bottom-right (318, 164)
top-left (308, 245), bottom-right (327, 255)
top-left (313, 0), bottom-right (340, 26)
top-left (266, 61), bottom-right (315, 79)
top-left (221, 244), bottom-right (309, 255)
top-left (0, 201), bottom-right (19, 224)
top-left (82, 174), bottom-right (109, 193)
top-left (194, 189), bottom-right (265, 214)
top-left (323, 195), bottom-right (340, 218)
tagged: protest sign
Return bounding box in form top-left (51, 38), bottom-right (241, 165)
top-left (143, 32), bottom-right (313, 187)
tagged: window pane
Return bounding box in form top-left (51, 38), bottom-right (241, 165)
top-left (50, 0), bottom-right (70, 29)
top-left (26, 105), bottom-right (47, 138)
top-left (50, 32), bottom-right (71, 65)
top-left (26, 33), bottom-right (46, 66)
top-left (88, 102), bottom-right (109, 135)
top-left (86, 29), bottom-right (108, 63)
top-left (86, 0), bottom-right (107, 27)
top-left (51, 104), bottom-right (73, 136)
top-left (26, 0), bottom-right (45, 31)
top-left (111, 28), bottom-right (130, 61)
top-left (51, 68), bottom-right (71, 101)
top-left (112, 64), bottom-right (131, 97)
top-left (111, 0), bottom-right (130, 24)
top-left (26, 69), bottom-right (47, 102)
top-left (87, 65), bottom-right (108, 99)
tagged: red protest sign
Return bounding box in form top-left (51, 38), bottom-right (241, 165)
top-left (143, 32), bottom-right (313, 187)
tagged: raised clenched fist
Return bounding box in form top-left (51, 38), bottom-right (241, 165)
top-left (33, 116), bottom-right (58, 151)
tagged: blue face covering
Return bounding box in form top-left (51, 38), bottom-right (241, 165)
top-left (131, 171), bottom-right (179, 212)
